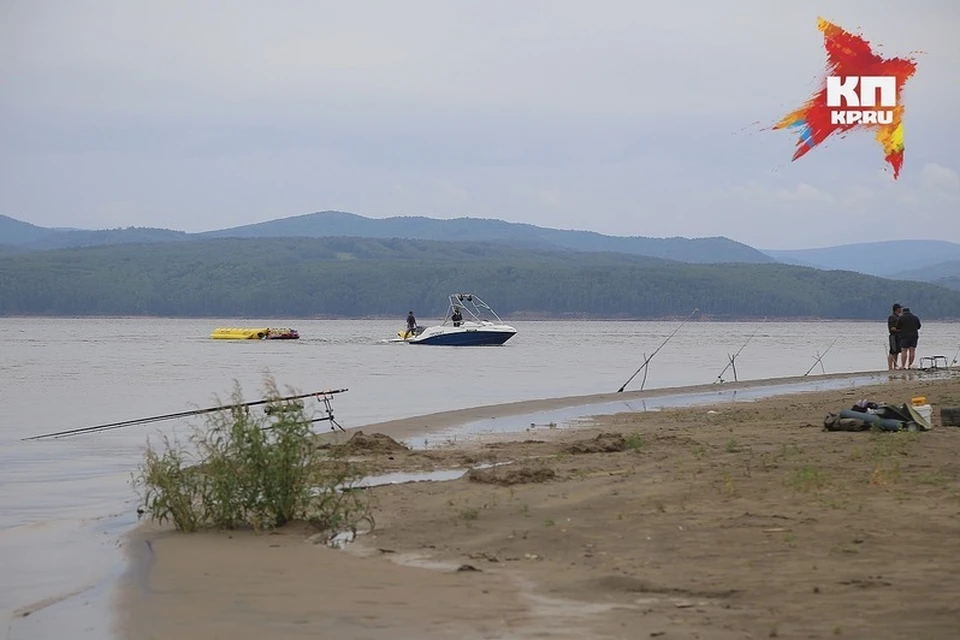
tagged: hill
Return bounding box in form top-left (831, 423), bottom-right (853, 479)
top-left (0, 214), bottom-right (56, 246)
top-left (763, 240), bottom-right (960, 277)
top-left (200, 211), bottom-right (778, 264)
top-left (893, 259), bottom-right (960, 291)
top-left (28, 227), bottom-right (189, 250)
top-left (1, 211), bottom-right (775, 264)
top-left (0, 244), bottom-right (27, 256)
top-left (0, 215), bottom-right (189, 250)
top-left (1, 236), bottom-right (957, 319)
top-left (895, 259), bottom-right (960, 281)
top-left (934, 277), bottom-right (960, 291)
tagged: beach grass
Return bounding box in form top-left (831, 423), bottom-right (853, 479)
top-left (133, 376), bottom-right (375, 535)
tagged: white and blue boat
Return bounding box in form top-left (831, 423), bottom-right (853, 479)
top-left (396, 293), bottom-right (517, 346)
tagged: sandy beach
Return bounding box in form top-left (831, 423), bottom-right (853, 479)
top-left (117, 371), bottom-right (960, 640)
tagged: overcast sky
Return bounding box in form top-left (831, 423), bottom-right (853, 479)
top-left (1, 0), bottom-right (957, 250)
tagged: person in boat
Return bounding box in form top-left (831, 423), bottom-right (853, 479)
top-left (887, 302), bottom-right (902, 371)
top-left (405, 311), bottom-right (417, 338)
top-left (451, 306), bottom-right (463, 327)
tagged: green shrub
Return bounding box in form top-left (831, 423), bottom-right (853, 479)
top-left (133, 376), bottom-right (375, 536)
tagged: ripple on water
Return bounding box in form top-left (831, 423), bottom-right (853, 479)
top-left (2, 318), bottom-right (958, 638)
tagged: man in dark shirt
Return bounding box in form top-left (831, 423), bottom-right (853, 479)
top-left (897, 307), bottom-right (922, 369)
top-left (887, 303), bottom-right (902, 371)
top-left (405, 311), bottom-right (417, 338)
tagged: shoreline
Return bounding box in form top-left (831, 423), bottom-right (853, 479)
top-left (4, 314), bottom-right (958, 323)
top-left (116, 367), bottom-right (960, 639)
top-left (325, 368), bottom-right (945, 443)
top-left (6, 369), bottom-right (942, 637)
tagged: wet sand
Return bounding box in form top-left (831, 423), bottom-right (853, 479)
top-left (118, 371), bottom-right (960, 640)
top-left (311, 369), bottom-right (909, 444)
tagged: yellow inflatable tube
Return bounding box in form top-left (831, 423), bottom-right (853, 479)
top-left (210, 327), bottom-right (271, 340)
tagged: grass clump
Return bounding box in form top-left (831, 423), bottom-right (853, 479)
top-left (786, 466), bottom-right (829, 494)
top-left (624, 432), bottom-right (645, 451)
top-left (133, 377), bottom-right (374, 536)
top-left (871, 429), bottom-right (918, 459)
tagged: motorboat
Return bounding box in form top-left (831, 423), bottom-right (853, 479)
top-left (395, 293), bottom-right (517, 346)
top-left (210, 327), bottom-right (300, 340)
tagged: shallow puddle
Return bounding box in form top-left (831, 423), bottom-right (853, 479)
top-left (350, 461), bottom-right (511, 489)
top-left (401, 373), bottom-right (895, 449)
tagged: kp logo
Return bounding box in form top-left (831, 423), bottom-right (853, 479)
top-left (826, 76), bottom-right (895, 125)
top-left (774, 18), bottom-right (918, 179)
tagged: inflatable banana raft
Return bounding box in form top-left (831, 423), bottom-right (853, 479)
top-left (210, 327), bottom-right (300, 340)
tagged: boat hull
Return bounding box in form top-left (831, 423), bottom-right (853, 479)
top-left (410, 329), bottom-right (515, 346)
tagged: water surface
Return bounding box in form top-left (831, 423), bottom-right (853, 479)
top-left (2, 317), bottom-right (958, 638)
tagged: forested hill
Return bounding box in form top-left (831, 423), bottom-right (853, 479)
top-left (0, 244), bottom-right (27, 256)
top-left (0, 214), bottom-right (188, 250)
top-left (0, 212), bottom-right (774, 265)
top-left (764, 240), bottom-right (960, 277)
top-left (1, 236), bottom-right (957, 320)
top-left (0, 215), bottom-right (52, 245)
top-left (200, 210), bottom-right (775, 264)
top-left (892, 260), bottom-right (960, 292)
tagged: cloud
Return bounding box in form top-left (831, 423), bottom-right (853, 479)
top-left (384, 178), bottom-right (470, 216)
top-left (537, 189), bottom-right (574, 210)
top-left (720, 163), bottom-right (960, 249)
top-left (433, 179), bottom-right (470, 205)
top-left (730, 181), bottom-right (834, 204)
top-left (4, 1), bottom-right (954, 123)
top-left (921, 163), bottom-right (960, 191)
top-left (729, 161), bottom-right (960, 209)
top-left (1, 1), bottom-right (958, 249)
top-left (778, 183), bottom-right (835, 203)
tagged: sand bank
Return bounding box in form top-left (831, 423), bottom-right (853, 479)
top-left (118, 371), bottom-right (960, 640)
top-left (318, 369), bottom-right (924, 444)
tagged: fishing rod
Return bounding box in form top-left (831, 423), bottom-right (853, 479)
top-left (617, 308), bottom-right (699, 393)
top-left (953, 344), bottom-right (960, 366)
top-left (803, 336), bottom-right (839, 377)
top-left (22, 388), bottom-right (349, 441)
top-left (639, 352), bottom-right (650, 391)
top-left (714, 317), bottom-right (767, 384)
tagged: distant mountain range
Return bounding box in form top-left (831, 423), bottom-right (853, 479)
top-left (894, 259), bottom-right (960, 292)
top-left (3, 236), bottom-right (959, 319)
top-left (1, 212), bottom-right (771, 265)
top-left (3, 211), bottom-right (959, 290)
top-left (0, 215), bottom-right (187, 250)
top-left (197, 211), bottom-right (776, 264)
top-left (763, 240), bottom-right (960, 291)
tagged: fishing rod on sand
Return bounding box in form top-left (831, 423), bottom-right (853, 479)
top-left (803, 336), bottom-right (840, 377)
top-left (714, 317), bottom-right (767, 384)
top-left (616, 308), bottom-right (699, 393)
top-left (22, 388), bottom-right (349, 441)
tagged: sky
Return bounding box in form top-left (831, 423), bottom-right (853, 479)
top-left (1, 0), bottom-right (958, 250)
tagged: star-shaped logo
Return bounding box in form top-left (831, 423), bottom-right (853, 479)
top-left (774, 17), bottom-right (918, 178)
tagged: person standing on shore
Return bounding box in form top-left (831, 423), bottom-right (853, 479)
top-left (887, 303), bottom-right (902, 371)
top-left (897, 307), bottom-right (922, 369)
